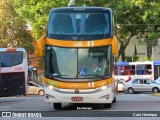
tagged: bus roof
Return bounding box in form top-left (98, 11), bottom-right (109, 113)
top-left (129, 61), bottom-right (153, 65)
top-left (0, 48), bottom-right (26, 52)
top-left (50, 7), bottom-right (112, 13)
top-left (116, 62), bottom-right (129, 66)
top-left (154, 61), bottom-right (160, 65)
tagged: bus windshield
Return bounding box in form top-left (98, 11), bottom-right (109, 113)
top-left (0, 51), bottom-right (23, 67)
top-left (45, 46), bottom-right (111, 80)
top-left (47, 10), bottom-right (111, 40)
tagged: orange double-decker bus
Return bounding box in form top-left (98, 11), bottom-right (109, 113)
top-left (36, 7), bottom-right (118, 109)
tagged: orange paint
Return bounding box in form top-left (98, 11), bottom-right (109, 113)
top-left (44, 77), bottom-right (113, 89)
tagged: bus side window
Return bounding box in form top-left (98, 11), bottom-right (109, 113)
top-left (137, 70), bottom-right (144, 75)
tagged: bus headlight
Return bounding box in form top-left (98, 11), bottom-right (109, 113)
top-left (48, 85), bottom-right (54, 90)
top-left (101, 86), bottom-right (107, 90)
top-left (97, 85), bottom-right (111, 91)
top-left (45, 84), bottom-right (56, 90)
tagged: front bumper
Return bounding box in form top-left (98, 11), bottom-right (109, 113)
top-left (44, 87), bottom-right (115, 104)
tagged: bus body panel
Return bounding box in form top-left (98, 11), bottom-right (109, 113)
top-left (45, 85), bottom-right (115, 103)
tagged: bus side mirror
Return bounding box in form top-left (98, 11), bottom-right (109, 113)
top-left (32, 35), bottom-right (45, 56)
top-left (112, 36), bottom-right (118, 55)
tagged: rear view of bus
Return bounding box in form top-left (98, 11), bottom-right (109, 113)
top-left (0, 48), bottom-right (28, 97)
top-left (43, 7), bottom-right (118, 109)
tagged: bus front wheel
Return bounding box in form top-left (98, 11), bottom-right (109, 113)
top-left (53, 103), bottom-right (62, 109)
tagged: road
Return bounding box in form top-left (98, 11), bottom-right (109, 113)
top-left (0, 93), bottom-right (160, 120)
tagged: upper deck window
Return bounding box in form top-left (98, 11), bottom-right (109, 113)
top-left (52, 14), bottom-right (74, 34)
top-left (85, 14), bottom-right (108, 34)
top-left (47, 9), bottom-right (112, 40)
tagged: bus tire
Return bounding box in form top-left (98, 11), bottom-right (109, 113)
top-left (38, 90), bottom-right (45, 96)
top-left (128, 88), bottom-right (134, 94)
top-left (152, 87), bottom-right (159, 93)
top-left (112, 97), bottom-right (116, 103)
top-left (53, 103), bottom-right (62, 109)
top-left (104, 103), bottom-right (112, 108)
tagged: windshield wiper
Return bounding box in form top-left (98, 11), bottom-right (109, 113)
top-left (46, 74), bottom-right (105, 79)
top-left (54, 74), bottom-right (74, 78)
top-left (47, 74), bottom-right (76, 78)
top-left (84, 74), bottom-right (105, 79)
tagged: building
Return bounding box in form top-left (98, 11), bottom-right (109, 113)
top-left (118, 37), bottom-right (160, 61)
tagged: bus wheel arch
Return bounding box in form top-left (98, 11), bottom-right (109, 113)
top-left (152, 87), bottom-right (159, 93)
top-left (127, 87), bottom-right (134, 94)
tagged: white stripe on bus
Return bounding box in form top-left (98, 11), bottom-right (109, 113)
top-left (91, 41), bottom-right (94, 46)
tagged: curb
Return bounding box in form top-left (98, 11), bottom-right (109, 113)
top-left (152, 93), bottom-right (160, 97)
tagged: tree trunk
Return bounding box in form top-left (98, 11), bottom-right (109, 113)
top-left (117, 34), bottom-right (133, 61)
top-left (147, 44), bottom-right (152, 60)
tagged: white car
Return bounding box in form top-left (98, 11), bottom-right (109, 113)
top-left (26, 81), bottom-right (45, 96)
top-left (123, 78), bottom-right (160, 94)
top-left (154, 77), bottom-right (160, 84)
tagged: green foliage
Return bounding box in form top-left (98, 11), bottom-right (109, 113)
top-left (109, 0), bottom-right (160, 61)
top-left (0, 0), bottom-right (34, 53)
top-left (135, 57), bottom-right (153, 62)
top-left (14, 0), bottom-right (68, 40)
top-left (133, 55), bottom-right (140, 62)
top-left (147, 32), bottom-right (160, 40)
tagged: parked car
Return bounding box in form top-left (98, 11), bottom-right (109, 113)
top-left (26, 81), bottom-right (45, 96)
top-left (123, 78), bottom-right (160, 94)
top-left (118, 79), bottom-right (125, 92)
top-left (154, 77), bottom-right (160, 84)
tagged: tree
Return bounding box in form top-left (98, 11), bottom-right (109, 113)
top-left (135, 0), bottom-right (160, 59)
top-left (108, 0), bottom-right (160, 61)
top-left (14, 0), bottom-right (69, 40)
top-left (0, 0), bottom-right (33, 53)
top-left (108, 0), bottom-right (147, 61)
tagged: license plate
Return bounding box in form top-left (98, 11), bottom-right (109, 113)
top-left (71, 97), bottom-right (83, 101)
